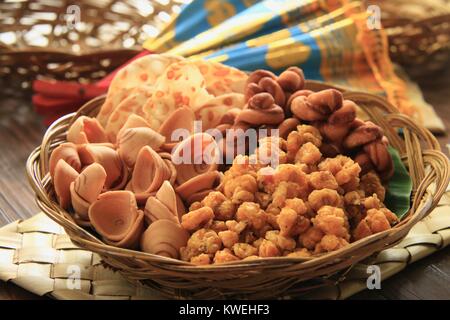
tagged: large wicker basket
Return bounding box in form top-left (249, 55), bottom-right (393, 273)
top-left (26, 81), bottom-right (449, 299)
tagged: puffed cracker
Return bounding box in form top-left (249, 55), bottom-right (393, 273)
top-left (194, 93), bottom-right (245, 130)
top-left (97, 54), bottom-right (183, 126)
top-left (142, 60), bottom-right (213, 130)
top-left (105, 85), bottom-right (154, 142)
top-left (191, 59), bottom-right (248, 96)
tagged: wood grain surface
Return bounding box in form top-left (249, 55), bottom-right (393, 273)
top-left (0, 67), bottom-right (449, 300)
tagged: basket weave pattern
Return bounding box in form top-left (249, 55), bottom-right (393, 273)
top-left (0, 0), bottom-right (186, 87)
top-left (26, 82), bottom-right (449, 299)
top-left (369, 0), bottom-right (450, 77)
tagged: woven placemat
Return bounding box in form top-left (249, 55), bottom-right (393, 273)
top-left (1, 185), bottom-right (449, 300)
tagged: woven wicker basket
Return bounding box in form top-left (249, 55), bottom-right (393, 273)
top-left (368, 0), bottom-right (450, 78)
top-left (26, 81), bottom-right (449, 299)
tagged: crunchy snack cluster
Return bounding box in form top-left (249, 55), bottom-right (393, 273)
top-left (179, 125), bottom-right (398, 264)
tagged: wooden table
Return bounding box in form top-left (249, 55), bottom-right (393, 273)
top-left (0, 68), bottom-right (449, 300)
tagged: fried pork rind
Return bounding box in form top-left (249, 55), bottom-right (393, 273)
top-left (308, 189), bottom-right (344, 212)
top-left (255, 136), bottom-right (288, 166)
top-left (344, 190), bottom-right (365, 206)
top-left (299, 226), bottom-right (324, 250)
top-left (223, 174), bottom-right (258, 204)
top-left (312, 206), bottom-right (350, 240)
top-left (286, 248), bottom-right (312, 258)
top-left (308, 171), bottom-right (339, 190)
top-left (210, 220), bottom-right (227, 233)
top-left (232, 243), bottom-right (258, 259)
top-left (225, 220), bottom-right (247, 234)
top-left (353, 208), bottom-right (398, 241)
top-left (200, 191), bottom-right (236, 220)
top-left (218, 230), bottom-right (239, 248)
top-left (360, 171), bottom-right (386, 202)
top-left (315, 234), bottom-right (349, 253)
top-left (181, 207), bottom-right (214, 231)
top-left (260, 164), bottom-right (310, 205)
top-left (363, 194), bottom-right (383, 210)
top-left (318, 155), bottom-right (361, 186)
top-left (286, 125), bottom-right (322, 162)
top-left (214, 248), bottom-right (240, 264)
top-left (236, 202), bottom-right (268, 232)
top-left (265, 230), bottom-right (296, 251)
top-left (277, 198), bottom-right (310, 237)
top-left (191, 253), bottom-right (211, 265)
top-left (258, 239), bottom-right (281, 257)
top-left (180, 228), bottom-right (222, 262)
top-left (296, 142), bottom-right (322, 165)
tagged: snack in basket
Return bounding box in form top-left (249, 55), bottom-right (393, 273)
top-left (48, 54), bottom-right (402, 264)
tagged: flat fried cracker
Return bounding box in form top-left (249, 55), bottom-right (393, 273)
top-left (97, 54), bottom-right (183, 127)
top-left (194, 93), bottom-right (245, 130)
top-left (191, 59), bottom-right (248, 96)
top-left (142, 61), bottom-right (213, 130)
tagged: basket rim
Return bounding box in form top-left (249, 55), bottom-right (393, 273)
top-left (26, 81), bottom-right (450, 274)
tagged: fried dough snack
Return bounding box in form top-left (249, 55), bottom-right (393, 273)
top-left (288, 88), bottom-right (393, 180)
top-left (216, 67), bottom-right (305, 161)
top-left (245, 67), bottom-right (305, 111)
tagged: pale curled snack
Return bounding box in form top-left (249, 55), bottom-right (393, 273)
top-left (158, 107), bottom-right (195, 151)
top-left (144, 181), bottom-right (182, 224)
top-left (117, 126), bottom-right (165, 167)
top-left (89, 191), bottom-right (144, 249)
top-left (53, 159), bottom-right (79, 210)
top-left (77, 144), bottom-right (127, 190)
top-left (70, 163), bottom-right (106, 220)
top-left (129, 146), bottom-right (172, 198)
top-left (118, 114), bottom-right (152, 135)
top-left (171, 133), bottom-right (219, 185)
top-left (49, 142), bottom-right (81, 178)
top-left (141, 219), bottom-right (189, 259)
top-left (67, 116), bottom-right (108, 145)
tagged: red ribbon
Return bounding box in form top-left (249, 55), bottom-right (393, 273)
top-left (32, 50), bottom-right (151, 125)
